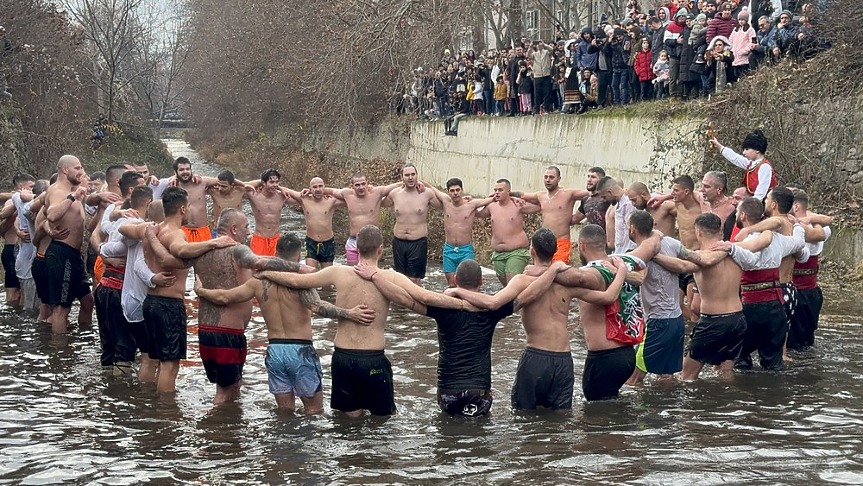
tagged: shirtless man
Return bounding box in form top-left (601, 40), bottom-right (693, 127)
top-left (43, 156), bottom-right (96, 334)
top-left (31, 180), bottom-right (65, 323)
top-left (452, 227), bottom-right (643, 405)
top-left (476, 178), bottom-right (541, 286)
top-left (257, 225), bottom-right (402, 417)
top-left (627, 182), bottom-right (676, 237)
top-left (243, 169), bottom-right (295, 256)
top-left (172, 156), bottom-right (245, 243)
top-left (9, 177), bottom-right (41, 314)
top-left (299, 177), bottom-right (344, 269)
top-left (326, 174), bottom-right (402, 265)
top-left (701, 171), bottom-right (736, 237)
top-left (427, 178), bottom-right (493, 287)
top-left (1, 173), bottom-right (35, 307)
top-left (138, 187), bottom-right (237, 394)
top-left (195, 233), bottom-right (375, 411)
top-left (207, 170), bottom-right (246, 237)
top-left (652, 213), bottom-right (751, 380)
top-left (571, 167), bottom-right (611, 234)
top-left (357, 256), bottom-right (565, 415)
top-left (516, 166), bottom-right (589, 263)
top-left (594, 176), bottom-right (636, 253)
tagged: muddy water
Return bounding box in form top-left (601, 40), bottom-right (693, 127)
top-left (1, 140), bottom-right (862, 484)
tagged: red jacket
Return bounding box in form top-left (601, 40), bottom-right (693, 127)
top-left (707, 16), bottom-right (736, 44)
top-left (633, 51), bottom-right (655, 81)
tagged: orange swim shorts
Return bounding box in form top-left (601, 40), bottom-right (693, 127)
top-left (553, 237), bottom-right (572, 264)
top-left (250, 234), bottom-right (279, 256)
top-left (182, 225), bottom-right (213, 243)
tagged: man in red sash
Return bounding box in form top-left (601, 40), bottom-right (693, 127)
top-left (711, 129), bottom-right (777, 201)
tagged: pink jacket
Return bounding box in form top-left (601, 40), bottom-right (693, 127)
top-left (729, 27), bottom-right (756, 67)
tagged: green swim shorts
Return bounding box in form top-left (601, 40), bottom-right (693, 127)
top-left (491, 248), bottom-right (530, 278)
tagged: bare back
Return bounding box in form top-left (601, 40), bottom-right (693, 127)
top-left (247, 191), bottom-right (289, 238)
top-left (3, 200), bottom-right (17, 245)
top-left (145, 223), bottom-right (189, 299)
top-left (256, 279), bottom-right (314, 340)
top-left (388, 187), bottom-right (437, 239)
top-left (520, 279), bottom-right (576, 352)
top-left (195, 247), bottom-right (253, 330)
top-left (488, 200), bottom-right (529, 251)
top-left (693, 255), bottom-right (743, 315)
top-left (301, 196), bottom-right (342, 241)
top-left (332, 266), bottom-right (390, 349)
top-left (178, 180), bottom-right (211, 228)
top-left (575, 267), bottom-right (623, 351)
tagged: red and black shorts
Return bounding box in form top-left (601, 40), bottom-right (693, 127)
top-left (198, 325), bottom-right (247, 388)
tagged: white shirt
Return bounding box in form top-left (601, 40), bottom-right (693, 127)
top-left (730, 224), bottom-right (807, 270)
top-left (614, 194), bottom-right (636, 254)
top-left (99, 217), bottom-right (156, 323)
top-left (804, 226), bottom-right (831, 258)
top-left (721, 146), bottom-right (774, 200)
top-left (149, 178), bottom-right (172, 200)
top-left (641, 237), bottom-right (684, 320)
top-left (12, 193), bottom-right (35, 279)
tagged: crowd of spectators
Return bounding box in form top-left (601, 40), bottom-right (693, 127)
top-left (395, 0), bottom-right (829, 134)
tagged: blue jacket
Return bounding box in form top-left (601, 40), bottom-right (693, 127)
top-left (577, 29), bottom-right (598, 71)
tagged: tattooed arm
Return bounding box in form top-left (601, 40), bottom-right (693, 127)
top-left (298, 287), bottom-right (375, 325)
top-left (231, 244), bottom-right (313, 272)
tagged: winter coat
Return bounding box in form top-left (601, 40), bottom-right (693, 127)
top-left (610, 37), bottom-right (632, 72)
top-left (706, 15), bottom-right (736, 44)
top-left (663, 21), bottom-right (686, 58)
top-left (577, 29), bottom-right (598, 71)
top-left (651, 26), bottom-right (667, 63)
top-left (633, 50), bottom-right (655, 81)
top-left (729, 26), bottom-right (756, 66)
top-left (678, 28), bottom-right (697, 83)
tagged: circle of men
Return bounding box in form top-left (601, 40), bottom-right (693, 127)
top-left (1, 130), bottom-right (830, 417)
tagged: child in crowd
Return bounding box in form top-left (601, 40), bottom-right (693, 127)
top-left (729, 8), bottom-right (755, 79)
top-left (471, 77), bottom-right (484, 115)
top-left (689, 13), bottom-right (709, 96)
top-left (516, 60), bottom-right (533, 115)
top-left (633, 38), bottom-right (654, 101)
top-left (580, 68), bottom-right (598, 111)
top-left (493, 74), bottom-right (507, 116)
top-left (652, 50), bottom-right (671, 99)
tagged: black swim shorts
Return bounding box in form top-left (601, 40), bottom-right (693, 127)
top-left (437, 388), bottom-right (493, 417)
top-left (511, 347), bottom-right (574, 410)
top-left (43, 240), bottom-right (91, 307)
top-left (582, 346), bottom-right (636, 402)
top-left (738, 300), bottom-right (787, 371)
top-left (678, 273), bottom-right (695, 292)
top-left (686, 311), bottom-right (747, 366)
top-left (392, 236), bottom-right (428, 279)
top-left (31, 253), bottom-right (48, 302)
top-left (305, 236), bottom-right (335, 263)
top-left (199, 325), bottom-right (247, 388)
top-left (2, 244), bottom-right (19, 288)
top-left (94, 284), bottom-right (137, 365)
top-left (142, 294), bottom-right (187, 361)
top-left (331, 347), bottom-right (396, 416)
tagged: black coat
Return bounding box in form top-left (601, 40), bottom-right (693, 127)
top-left (678, 29), bottom-right (697, 83)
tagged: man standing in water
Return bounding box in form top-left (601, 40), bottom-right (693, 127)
top-left (594, 176), bottom-right (636, 254)
top-left (571, 167), bottom-right (611, 234)
top-left (476, 179), bottom-right (541, 286)
top-left (172, 156), bottom-right (246, 243)
top-left (207, 171), bottom-right (246, 237)
top-left (515, 166), bottom-right (589, 263)
top-left (1, 173), bottom-right (36, 307)
top-left (244, 169), bottom-right (298, 256)
top-left (426, 178), bottom-right (493, 287)
top-left (139, 187), bottom-right (237, 394)
top-left (383, 163), bottom-right (441, 284)
top-left (326, 174), bottom-right (402, 265)
top-left (43, 155), bottom-right (95, 334)
top-left (257, 225), bottom-right (402, 417)
top-left (298, 177), bottom-right (344, 269)
top-left (195, 232), bottom-right (375, 412)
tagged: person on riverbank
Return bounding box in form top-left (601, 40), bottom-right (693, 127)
top-left (514, 166), bottom-right (589, 263)
top-left (43, 155), bottom-right (96, 334)
top-left (256, 225), bottom-right (401, 417)
top-left (296, 177), bottom-right (344, 269)
top-left (195, 233), bottom-right (374, 412)
top-left (207, 170), bottom-right (245, 238)
top-left (710, 130), bottom-right (777, 200)
top-left (570, 167), bottom-right (611, 235)
top-left (476, 179), bottom-right (541, 286)
top-left (137, 187), bottom-right (238, 394)
top-left (426, 178), bottom-right (494, 287)
top-left (325, 174), bottom-right (403, 266)
top-left (354, 257), bottom-right (563, 416)
top-left (383, 163), bottom-right (441, 284)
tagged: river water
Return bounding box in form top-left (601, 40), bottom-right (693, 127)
top-left (1, 139), bottom-right (862, 484)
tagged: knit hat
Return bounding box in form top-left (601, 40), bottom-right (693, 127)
top-left (741, 129), bottom-right (768, 154)
top-left (779, 9), bottom-right (793, 19)
top-left (622, 18), bottom-right (634, 26)
top-left (738, 8), bottom-right (750, 22)
top-left (695, 13), bottom-right (707, 22)
top-left (675, 8), bottom-right (689, 19)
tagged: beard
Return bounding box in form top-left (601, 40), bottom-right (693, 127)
top-left (178, 172), bottom-right (192, 183)
top-left (579, 251), bottom-right (588, 266)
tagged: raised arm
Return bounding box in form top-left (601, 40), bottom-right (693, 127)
top-left (653, 254), bottom-right (700, 274)
top-left (147, 226), bottom-right (193, 269)
top-left (230, 244), bottom-right (311, 273)
top-left (168, 232), bottom-right (236, 259)
top-left (571, 257), bottom-right (628, 305)
top-left (323, 187), bottom-right (348, 200)
top-left (516, 191), bottom-right (541, 204)
top-left (257, 266), bottom-right (336, 289)
top-left (734, 217), bottom-right (782, 242)
top-left (520, 201), bottom-right (542, 215)
top-left (372, 182), bottom-right (403, 199)
top-left (298, 287), bottom-right (376, 324)
top-left (448, 274), bottom-right (532, 311)
top-left (511, 261), bottom-right (569, 310)
top-left (194, 277), bottom-right (257, 305)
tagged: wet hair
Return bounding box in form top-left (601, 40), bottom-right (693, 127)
top-left (147, 200), bottom-right (165, 223)
top-left (791, 188), bottom-right (808, 208)
top-left (276, 232), bottom-right (303, 260)
top-left (130, 185), bottom-right (153, 210)
top-left (217, 207), bottom-right (245, 235)
top-left (531, 228), bottom-right (557, 263)
top-left (588, 167), bottom-right (606, 177)
top-left (120, 199), bottom-right (131, 210)
top-left (119, 170), bottom-right (144, 197)
top-left (695, 212), bottom-right (722, 235)
top-left (546, 166), bottom-right (561, 177)
top-left (629, 210), bottom-right (654, 237)
top-left (496, 178), bottom-right (511, 188)
top-left (595, 176), bottom-right (617, 192)
top-left (672, 175), bottom-right (695, 192)
top-left (218, 170), bottom-right (235, 184)
top-left (769, 186), bottom-right (794, 214)
top-left (357, 225), bottom-right (383, 258)
top-left (578, 224), bottom-right (607, 250)
top-left (455, 260), bottom-right (482, 289)
top-left (33, 180), bottom-right (49, 196)
top-left (402, 163), bottom-right (417, 175)
top-left (161, 186), bottom-right (188, 217)
top-left (88, 171), bottom-right (105, 182)
top-left (704, 171), bottom-right (728, 193)
top-left (105, 164), bottom-right (129, 185)
top-left (12, 173), bottom-right (35, 186)
top-left (446, 178), bottom-right (463, 190)
top-left (738, 197), bottom-right (764, 223)
top-left (172, 156), bottom-right (191, 172)
top-left (261, 169), bottom-right (281, 182)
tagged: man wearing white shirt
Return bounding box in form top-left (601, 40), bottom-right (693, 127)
top-left (595, 176), bottom-right (636, 254)
top-left (710, 130), bottom-right (776, 200)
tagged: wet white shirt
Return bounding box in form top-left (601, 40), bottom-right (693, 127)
top-left (12, 193), bottom-right (35, 279)
top-left (614, 194), bottom-right (636, 254)
top-left (730, 224), bottom-right (807, 270)
top-left (99, 217), bottom-right (155, 323)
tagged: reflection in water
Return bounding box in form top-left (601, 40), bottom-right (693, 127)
top-left (1, 139), bottom-right (862, 483)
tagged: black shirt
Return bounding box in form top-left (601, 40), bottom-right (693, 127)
top-left (425, 301), bottom-right (515, 390)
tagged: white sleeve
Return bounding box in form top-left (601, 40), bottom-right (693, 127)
top-left (100, 241), bottom-right (128, 258)
top-left (795, 245), bottom-right (810, 263)
top-left (720, 147), bottom-right (750, 170)
top-left (774, 224), bottom-right (806, 258)
top-left (754, 164), bottom-right (773, 200)
top-left (822, 226), bottom-right (832, 241)
top-left (730, 244), bottom-right (761, 270)
top-left (133, 253), bottom-right (157, 288)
